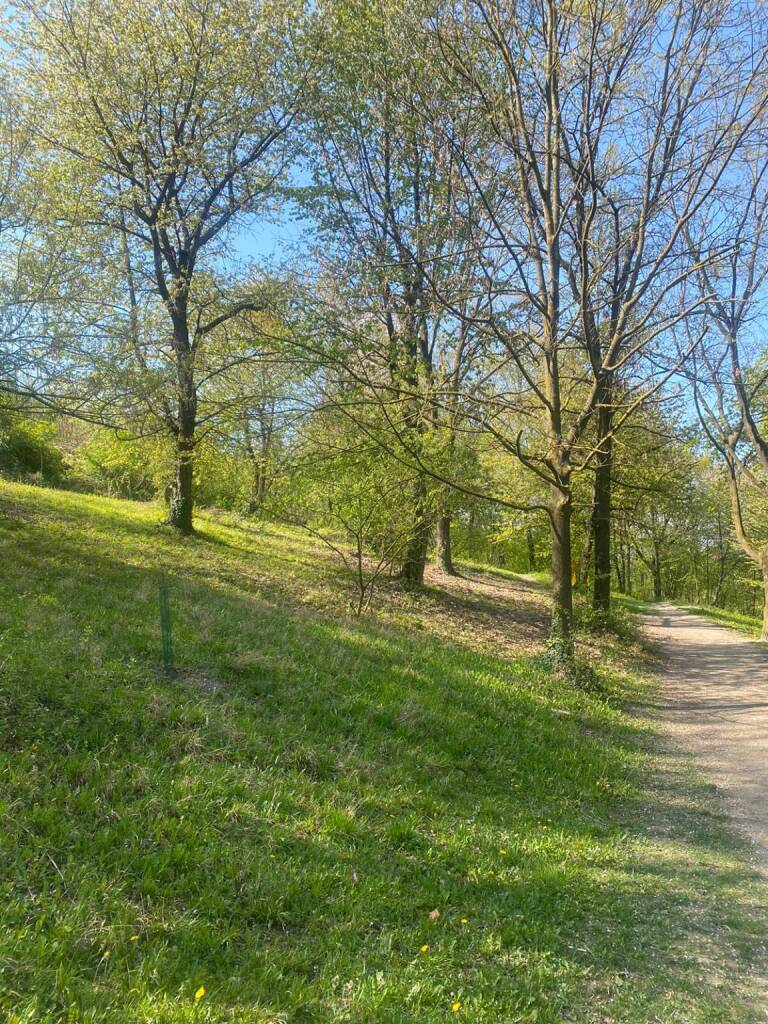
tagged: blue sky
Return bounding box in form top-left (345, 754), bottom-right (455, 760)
top-left (231, 211), bottom-right (312, 266)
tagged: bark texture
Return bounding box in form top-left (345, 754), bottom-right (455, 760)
top-left (549, 487), bottom-right (574, 655)
top-left (435, 513), bottom-right (456, 575)
top-left (167, 332), bottom-right (197, 535)
top-left (400, 478), bottom-right (431, 585)
top-left (526, 527), bottom-right (537, 572)
top-left (592, 396), bottom-right (613, 612)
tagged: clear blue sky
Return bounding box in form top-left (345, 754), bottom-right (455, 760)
top-left (231, 210), bottom-right (313, 267)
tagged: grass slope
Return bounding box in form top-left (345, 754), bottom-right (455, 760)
top-left (679, 604), bottom-right (764, 639)
top-left (0, 481), bottom-right (766, 1023)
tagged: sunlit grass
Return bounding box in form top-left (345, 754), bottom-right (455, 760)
top-left (0, 481), bottom-right (766, 1023)
top-left (680, 604), bottom-right (763, 638)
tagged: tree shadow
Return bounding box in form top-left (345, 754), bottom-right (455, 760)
top-left (0, 498), bottom-right (765, 1021)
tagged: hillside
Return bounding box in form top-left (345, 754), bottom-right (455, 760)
top-left (0, 481), bottom-right (766, 1023)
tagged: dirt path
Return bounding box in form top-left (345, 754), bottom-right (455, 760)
top-left (641, 604), bottom-right (768, 868)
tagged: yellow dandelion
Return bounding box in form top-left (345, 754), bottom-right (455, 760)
top-left (194, 985), bottom-right (206, 1003)
top-left (129, 935), bottom-right (139, 942)
top-left (460, 917), bottom-right (468, 924)
top-left (101, 950), bottom-right (110, 959)
top-left (451, 1001), bottom-right (462, 1012)
top-left (420, 944), bottom-right (429, 953)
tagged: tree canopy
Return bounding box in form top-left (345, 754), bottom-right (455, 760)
top-left (3, 0), bottom-right (768, 647)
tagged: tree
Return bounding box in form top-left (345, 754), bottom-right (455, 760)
top-left (279, 404), bottom-right (417, 614)
top-left (428, 0), bottom-right (768, 651)
top-left (15, 0), bottom-right (304, 532)
top-left (204, 314), bottom-right (311, 515)
top-left (691, 140), bottom-right (768, 638)
top-left (0, 69), bottom-right (55, 405)
top-left (302, 0), bottom-right (487, 584)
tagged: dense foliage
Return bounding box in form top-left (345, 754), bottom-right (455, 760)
top-left (2, 0), bottom-right (768, 639)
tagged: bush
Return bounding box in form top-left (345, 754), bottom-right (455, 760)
top-left (0, 418), bottom-right (65, 484)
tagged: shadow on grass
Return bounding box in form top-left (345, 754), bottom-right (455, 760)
top-left (394, 578), bottom-right (549, 633)
top-left (460, 562), bottom-right (551, 591)
top-left (0, 489), bottom-right (765, 1022)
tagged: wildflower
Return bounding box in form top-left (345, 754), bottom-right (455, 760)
top-left (460, 918), bottom-right (468, 924)
top-left (129, 935), bottom-right (139, 942)
top-left (194, 986), bottom-right (206, 1002)
top-left (420, 944), bottom-right (429, 953)
top-left (102, 950), bottom-right (110, 959)
top-left (452, 1001), bottom-right (462, 1012)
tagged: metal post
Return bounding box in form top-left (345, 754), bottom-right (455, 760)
top-left (159, 579), bottom-right (174, 675)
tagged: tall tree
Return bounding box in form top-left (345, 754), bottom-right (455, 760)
top-left (302, 0), bottom-right (487, 584)
top-left (0, 69), bottom-right (61, 406)
top-left (15, 0), bottom-right (304, 532)
top-left (692, 141), bottom-right (768, 637)
top-left (429, 0), bottom-right (768, 649)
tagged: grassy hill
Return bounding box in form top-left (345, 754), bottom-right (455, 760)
top-left (679, 604), bottom-right (764, 638)
top-left (0, 481), bottom-right (766, 1023)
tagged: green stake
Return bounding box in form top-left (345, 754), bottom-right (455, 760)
top-left (159, 579), bottom-right (174, 675)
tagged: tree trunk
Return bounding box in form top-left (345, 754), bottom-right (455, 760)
top-left (713, 560), bottom-right (725, 608)
top-left (576, 520), bottom-right (592, 591)
top-left (248, 459), bottom-right (268, 514)
top-left (401, 522), bottom-right (430, 585)
top-left (592, 398), bottom-right (613, 612)
top-left (400, 478), bottom-right (430, 585)
top-left (713, 516), bottom-right (727, 607)
top-left (549, 487), bottom-right (573, 655)
top-left (625, 544), bottom-right (632, 595)
top-left (244, 405), bottom-right (274, 515)
top-left (614, 550), bottom-right (624, 593)
top-left (169, 433), bottom-right (195, 534)
top-left (652, 541), bottom-right (662, 601)
top-left (526, 526), bottom-right (537, 572)
top-left (167, 318), bottom-right (197, 535)
top-left (435, 513), bottom-right (456, 575)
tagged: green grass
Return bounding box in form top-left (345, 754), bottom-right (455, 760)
top-left (613, 595), bottom-right (654, 616)
top-left (479, 565), bottom-right (552, 589)
top-left (0, 481), bottom-right (766, 1023)
top-left (679, 604), bottom-right (764, 638)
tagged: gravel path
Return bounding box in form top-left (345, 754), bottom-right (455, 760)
top-left (641, 604), bottom-right (768, 868)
